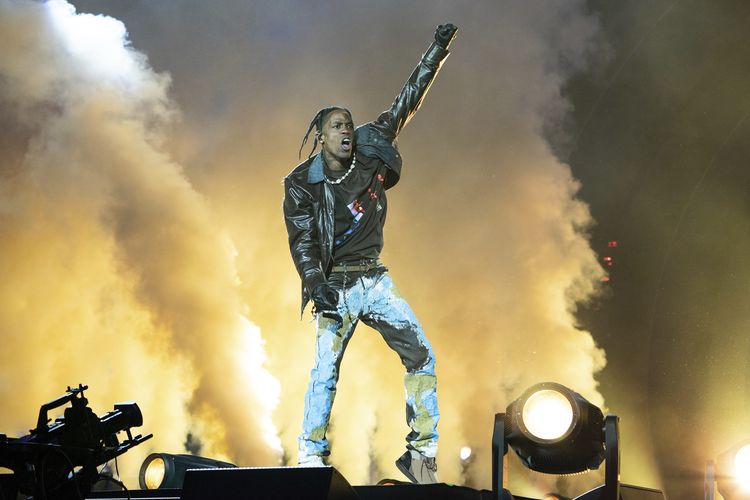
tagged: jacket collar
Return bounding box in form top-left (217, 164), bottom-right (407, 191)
top-left (307, 153), bottom-right (325, 184)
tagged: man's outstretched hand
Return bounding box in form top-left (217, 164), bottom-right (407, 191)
top-left (435, 23), bottom-right (458, 49)
top-left (312, 283), bottom-right (342, 323)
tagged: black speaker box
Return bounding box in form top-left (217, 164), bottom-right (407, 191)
top-left (354, 483), bottom-right (502, 500)
top-left (180, 466), bottom-right (360, 500)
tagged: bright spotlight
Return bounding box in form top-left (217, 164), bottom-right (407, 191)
top-left (139, 453), bottom-right (236, 490)
top-left (492, 382), bottom-right (624, 500)
top-left (734, 445), bottom-right (750, 490)
top-left (460, 446), bottom-right (472, 461)
top-left (505, 382), bottom-right (604, 474)
top-left (717, 440), bottom-right (750, 499)
top-left (141, 456), bottom-right (166, 490)
top-left (521, 389), bottom-right (574, 441)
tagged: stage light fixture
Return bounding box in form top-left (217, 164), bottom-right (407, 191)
top-left (141, 455), bottom-right (166, 490)
top-left (715, 440), bottom-right (750, 499)
top-left (733, 445), bottom-right (750, 490)
top-left (521, 388), bottom-right (575, 441)
top-left (139, 453), bottom-right (237, 490)
top-left (492, 382), bottom-right (622, 500)
top-left (505, 382), bottom-right (605, 474)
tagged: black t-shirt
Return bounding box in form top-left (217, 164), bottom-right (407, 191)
top-left (325, 154), bottom-right (389, 263)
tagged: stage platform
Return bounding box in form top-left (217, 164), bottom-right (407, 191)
top-left (85, 484), bottom-right (518, 500)
top-left (1, 469), bottom-right (663, 499)
top-left (3, 466), bottom-right (522, 500)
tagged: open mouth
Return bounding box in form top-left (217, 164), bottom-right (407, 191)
top-left (341, 138), bottom-right (352, 151)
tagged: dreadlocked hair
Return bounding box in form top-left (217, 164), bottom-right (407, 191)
top-left (298, 106), bottom-right (352, 159)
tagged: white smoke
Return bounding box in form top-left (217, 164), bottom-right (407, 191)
top-left (0, 0), bottom-right (280, 485)
top-left (1, 0), bottom-right (613, 496)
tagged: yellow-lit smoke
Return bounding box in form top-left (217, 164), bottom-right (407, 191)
top-left (161, 2), bottom-right (610, 496)
top-left (0, 0), bottom-right (280, 485)
top-left (2, 0), bottom-right (612, 496)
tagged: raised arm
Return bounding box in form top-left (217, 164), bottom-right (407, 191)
top-left (371, 24), bottom-right (457, 142)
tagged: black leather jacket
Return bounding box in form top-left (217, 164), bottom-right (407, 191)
top-left (283, 41), bottom-right (450, 315)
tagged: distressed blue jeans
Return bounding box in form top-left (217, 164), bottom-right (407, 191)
top-left (298, 269), bottom-right (439, 462)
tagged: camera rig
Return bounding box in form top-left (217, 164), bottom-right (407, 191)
top-left (0, 384), bottom-right (152, 499)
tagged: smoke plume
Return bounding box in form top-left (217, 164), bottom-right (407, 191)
top-left (2, 0), bottom-right (612, 496)
top-left (0, 0), bottom-right (280, 484)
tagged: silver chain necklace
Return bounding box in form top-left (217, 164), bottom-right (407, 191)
top-left (324, 153), bottom-right (356, 185)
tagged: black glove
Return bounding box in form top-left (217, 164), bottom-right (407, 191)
top-left (311, 283), bottom-right (342, 322)
top-left (435, 23), bottom-right (458, 49)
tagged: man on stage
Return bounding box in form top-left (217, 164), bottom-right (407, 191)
top-left (282, 23), bottom-right (457, 484)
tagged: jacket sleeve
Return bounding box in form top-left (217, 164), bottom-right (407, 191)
top-left (283, 177), bottom-right (327, 297)
top-left (370, 41), bottom-right (450, 142)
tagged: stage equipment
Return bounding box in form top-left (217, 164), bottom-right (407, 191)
top-left (139, 452), bottom-right (236, 490)
top-left (504, 382), bottom-right (606, 474)
top-left (491, 382), bottom-right (620, 500)
top-left (180, 466), bottom-right (359, 500)
top-left (0, 384), bottom-right (151, 500)
top-left (713, 440), bottom-right (750, 499)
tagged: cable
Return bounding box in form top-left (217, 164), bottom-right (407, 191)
top-left (95, 474), bottom-right (132, 500)
top-left (57, 448), bottom-right (83, 500)
top-left (40, 448), bottom-right (84, 500)
top-left (110, 456), bottom-right (132, 500)
top-left (93, 457), bottom-right (131, 499)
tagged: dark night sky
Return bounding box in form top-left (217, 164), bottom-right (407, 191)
top-left (2, 0), bottom-right (750, 497)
